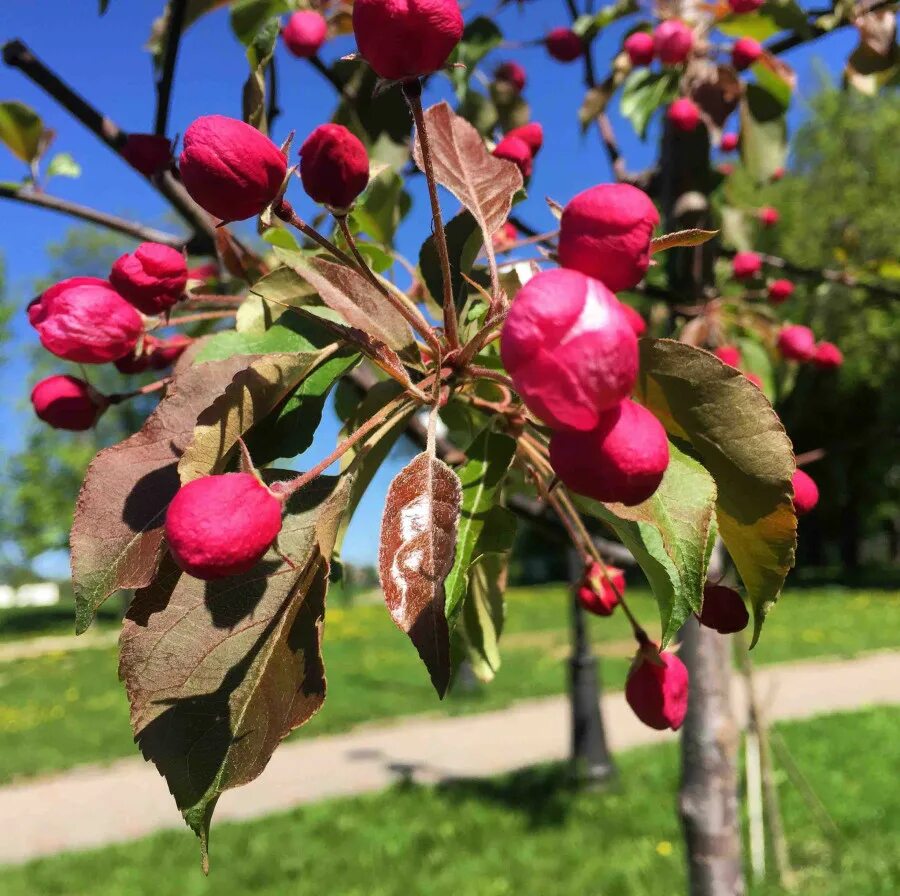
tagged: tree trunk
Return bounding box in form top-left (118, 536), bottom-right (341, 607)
top-left (678, 618), bottom-right (745, 896)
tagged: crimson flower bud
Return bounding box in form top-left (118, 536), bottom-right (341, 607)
top-left (714, 345), bottom-right (741, 367)
top-left (281, 10), bottom-right (328, 58)
top-left (732, 250), bottom-right (762, 280)
top-left (121, 133), bottom-right (173, 177)
top-left (492, 221), bottom-right (518, 252)
top-left (557, 183), bottom-right (660, 291)
top-left (624, 31), bottom-right (655, 66)
top-left (550, 400), bottom-right (670, 506)
top-left (729, 0), bottom-right (764, 10)
top-left (31, 375), bottom-right (106, 431)
top-left (813, 341), bottom-right (843, 370)
top-left (495, 60), bottom-right (527, 93)
top-left (720, 132), bottom-right (739, 152)
top-left (109, 242), bottom-right (188, 315)
top-left (792, 469), bottom-right (819, 516)
top-left (165, 472), bottom-right (284, 580)
top-left (578, 563), bottom-right (624, 616)
top-left (732, 36), bottom-right (763, 71)
top-left (492, 135), bottom-right (532, 178)
top-left (767, 279), bottom-right (794, 303)
top-left (771, 166), bottom-right (785, 181)
top-left (352, 0), bottom-right (463, 82)
top-left (758, 206), bottom-right (779, 228)
top-left (500, 269), bottom-right (638, 431)
top-left (668, 97), bottom-right (701, 132)
top-left (654, 20), bottom-right (693, 65)
top-left (299, 123), bottom-right (370, 211)
top-left (626, 645), bottom-right (689, 731)
top-left (777, 324), bottom-right (816, 362)
top-left (149, 334), bottom-right (193, 370)
top-left (179, 115), bottom-right (287, 222)
top-left (28, 277), bottom-right (143, 364)
top-left (698, 584), bottom-right (749, 634)
top-left (546, 27), bottom-right (583, 62)
top-left (505, 122), bottom-right (543, 156)
top-left (619, 302), bottom-right (647, 337)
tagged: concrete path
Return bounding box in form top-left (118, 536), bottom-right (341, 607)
top-left (0, 630), bottom-right (118, 663)
top-left (1, 650), bottom-right (899, 866)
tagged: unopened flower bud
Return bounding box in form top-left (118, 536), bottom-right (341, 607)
top-left (109, 242), bottom-right (188, 315)
top-left (31, 375), bottom-right (107, 431)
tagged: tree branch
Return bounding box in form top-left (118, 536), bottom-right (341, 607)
top-left (0, 184), bottom-right (190, 248)
top-left (767, 0), bottom-right (896, 56)
top-left (2, 38), bottom-right (217, 255)
top-left (154, 0), bottom-right (188, 136)
top-left (267, 56), bottom-right (281, 132)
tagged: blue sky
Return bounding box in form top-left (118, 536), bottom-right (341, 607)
top-left (0, 1), bottom-right (856, 570)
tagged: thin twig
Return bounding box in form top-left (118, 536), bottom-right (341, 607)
top-left (163, 310), bottom-right (236, 325)
top-left (154, 0), bottom-right (188, 136)
top-left (107, 377), bottom-right (172, 404)
top-left (273, 199), bottom-right (360, 269)
top-left (266, 56), bottom-right (281, 131)
top-left (0, 184), bottom-right (189, 248)
top-left (403, 80), bottom-right (459, 349)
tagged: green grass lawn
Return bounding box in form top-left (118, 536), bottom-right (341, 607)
top-left (0, 584), bottom-right (896, 784)
top-left (1, 706), bottom-right (897, 895)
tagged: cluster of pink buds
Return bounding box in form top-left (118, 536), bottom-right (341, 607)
top-left (501, 183), bottom-right (669, 507)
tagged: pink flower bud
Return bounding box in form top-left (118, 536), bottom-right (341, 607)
top-left (758, 206), bottom-right (779, 228)
top-left (492, 135), bottom-right (532, 178)
top-left (720, 132), bottom-right (739, 152)
top-left (550, 400), bottom-right (670, 506)
top-left (495, 60), bottom-right (527, 93)
top-left (729, 0), bottom-right (764, 13)
top-left (109, 242), bottom-right (188, 315)
top-left (771, 166), bottom-right (785, 181)
top-left (546, 27), bottom-right (583, 62)
top-left (578, 563), bottom-right (625, 616)
top-left (768, 279), bottom-right (795, 303)
top-left (505, 122), bottom-right (543, 156)
top-left (732, 36), bottom-right (763, 71)
top-left (121, 133), bottom-right (173, 177)
top-left (654, 20), bottom-right (693, 65)
top-left (714, 345), bottom-right (741, 367)
top-left (777, 324), bottom-right (816, 362)
top-left (299, 123), bottom-right (370, 211)
top-left (31, 375), bottom-right (106, 431)
top-left (165, 472), bottom-right (284, 580)
top-left (179, 115), bottom-right (287, 222)
top-left (149, 334), bottom-right (193, 370)
top-left (624, 31), bottom-right (655, 66)
top-left (732, 250), bottom-right (762, 280)
top-left (619, 302), bottom-right (647, 337)
top-left (557, 183), bottom-right (660, 292)
top-left (352, 0), bottom-right (463, 81)
top-left (626, 645), bottom-right (689, 731)
top-left (28, 277), bottom-right (143, 364)
top-left (492, 221), bottom-right (518, 252)
top-left (813, 341), bottom-right (843, 370)
top-left (792, 469), bottom-right (819, 516)
top-left (698, 584), bottom-right (749, 634)
top-left (501, 269), bottom-right (639, 431)
top-left (668, 97), bottom-right (701, 132)
top-left (281, 10), bottom-right (328, 58)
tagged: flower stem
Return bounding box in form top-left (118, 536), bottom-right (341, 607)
top-left (107, 377), bottom-right (172, 404)
top-left (402, 79), bottom-right (459, 350)
top-left (274, 198), bottom-right (358, 270)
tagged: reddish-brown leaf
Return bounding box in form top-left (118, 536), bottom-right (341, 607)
top-left (71, 356), bottom-right (257, 633)
top-left (378, 452), bottom-right (462, 697)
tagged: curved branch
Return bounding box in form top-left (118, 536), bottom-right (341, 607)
top-left (0, 184), bottom-right (190, 248)
top-left (154, 0), bottom-right (188, 136)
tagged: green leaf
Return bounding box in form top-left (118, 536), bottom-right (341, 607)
top-left (451, 508), bottom-right (516, 683)
top-left (735, 337), bottom-right (776, 401)
top-left (720, 206), bottom-right (754, 252)
top-left (0, 101), bottom-right (45, 164)
top-left (635, 339), bottom-right (797, 645)
top-left (121, 473), bottom-right (352, 864)
top-left (740, 84), bottom-right (788, 183)
top-left (448, 17), bottom-right (503, 99)
top-left (46, 152), bottom-right (81, 180)
top-left (419, 211), bottom-right (484, 309)
top-left (351, 169), bottom-right (411, 246)
top-left (234, 7), bottom-right (282, 130)
top-left (444, 428), bottom-right (516, 626)
top-left (194, 314), bottom-right (336, 363)
top-left (718, 0), bottom-right (809, 41)
top-left (752, 59), bottom-right (793, 110)
top-left (620, 69), bottom-right (679, 139)
top-left (230, 0), bottom-right (290, 46)
top-left (579, 439), bottom-right (718, 645)
top-left (178, 350), bottom-right (345, 483)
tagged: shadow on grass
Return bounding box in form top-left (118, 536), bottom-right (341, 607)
top-left (0, 602), bottom-right (120, 640)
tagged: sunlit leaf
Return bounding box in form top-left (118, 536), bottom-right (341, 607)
top-left (620, 69), bottom-right (679, 139)
top-left (0, 100), bottom-right (45, 164)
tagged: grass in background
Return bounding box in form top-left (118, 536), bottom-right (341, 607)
top-left (0, 707), bottom-right (897, 895)
top-left (0, 585), bottom-right (896, 783)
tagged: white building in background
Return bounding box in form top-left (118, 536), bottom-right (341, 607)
top-left (0, 583), bottom-right (60, 608)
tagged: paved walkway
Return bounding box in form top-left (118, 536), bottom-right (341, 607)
top-left (0, 629), bottom-right (118, 663)
top-left (1, 650), bottom-right (899, 866)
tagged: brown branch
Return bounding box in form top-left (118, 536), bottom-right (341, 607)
top-left (0, 184), bottom-right (189, 248)
top-left (154, 0), bottom-right (188, 136)
top-left (266, 56), bottom-right (281, 132)
top-left (767, 0), bottom-right (897, 56)
top-left (2, 38), bottom-right (217, 255)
